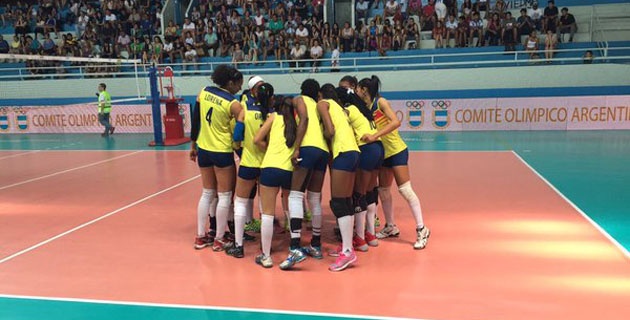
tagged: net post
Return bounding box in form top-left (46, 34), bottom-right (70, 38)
top-left (149, 66), bottom-right (164, 146)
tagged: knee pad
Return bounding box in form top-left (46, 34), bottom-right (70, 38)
top-left (330, 197), bottom-right (352, 219)
top-left (365, 188), bottom-right (378, 205)
top-left (217, 191), bottom-right (233, 208)
top-left (288, 190), bottom-right (305, 219)
top-left (352, 192), bottom-right (367, 213)
top-left (398, 181), bottom-right (419, 203)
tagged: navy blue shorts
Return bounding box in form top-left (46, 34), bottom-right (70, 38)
top-left (197, 149), bottom-right (235, 168)
top-left (238, 165), bottom-right (261, 180)
top-left (359, 141), bottom-right (384, 171)
top-left (298, 146), bottom-right (329, 172)
top-left (382, 148), bottom-right (409, 168)
top-left (260, 168), bottom-right (292, 190)
top-left (331, 151), bottom-right (360, 172)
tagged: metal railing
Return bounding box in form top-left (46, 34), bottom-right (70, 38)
top-left (2, 47), bottom-right (630, 81)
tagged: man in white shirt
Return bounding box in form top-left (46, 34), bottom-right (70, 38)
top-left (310, 39), bottom-right (323, 71)
top-left (331, 46), bottom-right (340, 72)
top-left (528, 2), bottom-right (543, 31)
top-left (104, 10), bottom-right (117, 22)
top-left (357, 0), bottom-right (369, 22)
top-left (290, 44), bottom-right (305, 70)
top-left (182, 18), bottom-right (195, 35)
top-left (295, 23), bottom-right (309, 45)
top-left (385, 0), bottom-right (400, 19)
top-left (254, 9), bottom-right (265, 27)
top-left (116, 31), bottom-right (131, 55)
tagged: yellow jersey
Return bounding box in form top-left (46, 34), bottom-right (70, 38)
top-left (371, 98), bottom-right (407, 158)
top-left (325, 99), bottom-right (359, 159)
top-left (346, 104), bottom-right (379, 147)
top-left (299, 95), bottom-right (329, 152)
top-left (239, 93), bottom-right (266, 168)
top-left (196, 86), bottom-right (237, 153)
top-left (261, 113), bottom-right (294, 172)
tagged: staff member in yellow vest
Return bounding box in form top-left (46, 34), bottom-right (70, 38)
top-left (280, 79), bottom-right (329, 271)
top-left (253, 96), bottom-right (298, 268)
top-left (97, 83), bottom-right (115, 137)
top-left (318, 84), bottom-right (361, 272)
top-left (356, 75), bottom-right (430, 250)
top-left (190, 65), bottom-right (245, 252)
top-left (226, 78), bottom-right (275, 259)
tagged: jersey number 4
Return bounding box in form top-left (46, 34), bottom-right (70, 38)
top-left (205, 108), bottom-right (213, 125)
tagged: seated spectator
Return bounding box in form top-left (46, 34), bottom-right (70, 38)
top-left (433, 20), bottom-right (446, 48)
top-left (25, 36), bottom-right (41, 55)
top-left (583, 50), bottom-right (594, 64)
top-left (0, 35), bottom-right (9, 54)
top-left (525, 30), bottom-right (539, 59)
top-left (269, 14), bottom-right (284, 35)
top-left (44, 14), bottom-right (58, 39)
top-left (486, 13), bottom-right (501, 46)
top-left (254, 9), bottom-right (265, 27)
top-left (405, 18), bottom-right (420, 48)
top-left (501, 11), bottom-right (517, 51)
top-left (528, 2), bottom-right (543, 31)
top-left (184, 43), bottom-right (198, 69)
top-left (393, 23), bottom-right (403, 50)
top-left (380, 28), bottom-right (392, 55)
top-left (276, 33), bottom-right (289, 61)
top-left (475, 0), bottom-right (489, 18)
top-left (445, 14), bottom-right (458, 47)
top-left (294, 0), bottom-right (308, 20)
top-left (14, 15), bottom-right (29, 37)
top-left (130, 37), bottom-right (144, 60)
top-left (10, 35), bottom-right (22, 55)
top-left (246, 33), bottom-right (260, 63)
top-left (41, 33), bottom-right (56, 55)
top-left (77, 11), bottom-right (89, 37)
top-left (355, 21), bottom-right (367, 52)
top-left (408, 0), bottom-right (423, 18)
top-left (152, 36), bottom-right (164, 64)
top-left (443, 0), bottom-right (457, 17)
top-left (310, 39), bottom-right (323, 71)
top-left (117, 31), bottom-right (132, 56)
top-left (232, 43), bottom-right (245, 66)
top-left (182, 17), bottom-right (196, 37)
top-left (205, 27), bottom-right (220, 57)
top-left (357, 0), bottom-right (369, 24)
top-left (558, 7), bottom-right (577, 43)
top-left (517, 8), bottom-right (535, 43)
top-left (163, 39), bottom-right (175, 62)
top-left (461, 0), bottom-right (473, 19)
top-left (330, 45), bottom-right (340, 72)
top-left (312, 0), bottom-right (324, 20)
top-left (295, 23), bottom-right (310, 46)
top-left (544, 29), bottom-right (557, 62)
top-left (341, 22), bottom-right (354, 53)
top-left (435, 0), bottom-right (447, 22)
top-left (456, 15), bottom-right (469, 47)
top-left (543, 0), bottom-right (558, 33)
top-left (385, 0), bottom-right (400, 19)
top-left (492, 0), bottom-right (507, 19)
top-left (421, 0), bottom-right (436, 31)
top-left (289, 43), bottom-right (305, 69)
top-left (469, 11), bottom-right (484, 46)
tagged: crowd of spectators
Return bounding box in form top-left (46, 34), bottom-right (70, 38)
top-left (0, 0), bottom-right (582, 74)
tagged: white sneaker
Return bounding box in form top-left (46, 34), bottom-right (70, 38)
top-left (376, 224), bottom-right (400, 239)
top-left (413, 226), bottom-right (430, 250)
top-left (255, 254), bottom-right (273, 268)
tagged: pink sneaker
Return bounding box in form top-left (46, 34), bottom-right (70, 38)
top-left (365, 231), bottom-right (379, 247)
top-left (352, 234), bottom-right (369, 252)
top-left (329, 250), bottom-right (357, 272)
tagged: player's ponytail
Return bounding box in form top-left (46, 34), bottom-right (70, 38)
top-left (358, 75), bottom-right (381, 101)
top-left (257, 82), bottom-right (274, 120)
top-left (280, 96), bottom-right (297, 148)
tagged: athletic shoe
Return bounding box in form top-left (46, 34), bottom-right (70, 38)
top-left (352, 234), bottom-right (369, 252)
top-left (413, 226), bottom-right (431, 250)
top-left (365, 231), bottom-right (379, 247)
top-left (245, 219), bottom-right (261, 232)
top-left (279, 248), bottom-right (307, 270)
top-left (329, 250), bottom-right (357, 272)
top-left (376, 224), bottom-right (400, 239)
top-left (225, 231), bottom-right (235, 242)
top-left (193, 234), bottom-right (213, 250)
top-left (226, 245), bottom-right (244, 258)
top-left (328, 244), bottom-right (343, 257)
top-left (375, 216), bottom-right (381, 228)
top-left (212, 238), bottom-right (233, 252)
top-left (301, 245), bottom-right (323, 259)
top-left (109, 126), bottom-right (115, 135)
top-left (243, 232), bottom-right (256, 242)
top-left (255, 254), bottom-right (273, 268)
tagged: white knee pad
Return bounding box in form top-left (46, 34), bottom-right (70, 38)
top-left (288, 190), bottom-right (305, 219)
top-left (306, 191), bottom-right (322, 216)
top-left (217, 191), bottom-right (233, 209)
top-left (398, 182), bottom-right (419, 203)
top-left (234, 196), bottom-right (249, 218)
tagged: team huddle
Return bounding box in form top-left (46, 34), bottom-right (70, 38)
top-left (190, 64), bottom-right (430, 272)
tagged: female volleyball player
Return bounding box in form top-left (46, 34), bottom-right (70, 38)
top-left (336, 79), bottom-right (384, 250)
top-left (226, 79), bottom-right (275, 259)
top-left (356, 76), bottom-right (430, 250)
top-left (318, 84), bottom-right (361, 271)
top-left (190, 64), bottom-right (245, 252)
top-left (279, 79), bottom-right (328, 271)
top-left (253, 96), bottom-right (298, 268)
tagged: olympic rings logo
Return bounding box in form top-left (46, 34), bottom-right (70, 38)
top-left (405, 100), bottom-right (424, 110)
top-left (431, 100), bottom-right (451, 109)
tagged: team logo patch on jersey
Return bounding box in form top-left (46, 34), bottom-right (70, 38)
top-left (15, 107), bottom-right (29, 130)
top-left (431, 100), bottom-right (451, 129)
top-left (0, 108), bottom-right (9, 130)
top-left (406, 100), bottom-right (424, 128)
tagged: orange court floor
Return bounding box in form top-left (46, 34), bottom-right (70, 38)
top-left (0, 149), bottom-right (629, 320)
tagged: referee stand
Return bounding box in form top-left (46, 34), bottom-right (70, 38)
top-left (148, 66), bottom-right (190, 146)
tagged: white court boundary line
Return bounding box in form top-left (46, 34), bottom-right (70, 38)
top-left (511, 150), bottom-right (630, 260)
top-left (0, 151), bottom-right (143, 191)
top-left (0, 175), bottom-right (200, 264)
top-left (0, 294), bottom-right (433, 320)
top-left (0, 150), bottom-right (40, 160)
